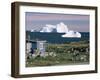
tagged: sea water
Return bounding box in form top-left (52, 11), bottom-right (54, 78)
top-left (26, 31), bottom-right (89, 49)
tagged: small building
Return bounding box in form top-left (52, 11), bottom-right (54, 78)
top-left (26, 39), bottom-right (46, 57)
top-left (37, 41), bottom-right (46, 55)
top-left (26, 42), bottom-right (32, 54)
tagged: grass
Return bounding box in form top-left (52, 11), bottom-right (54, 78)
top-left (26, 41), bottom-right (89, 67)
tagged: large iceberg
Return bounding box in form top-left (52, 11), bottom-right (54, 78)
top-left (40, 24), bottom-right (56, 32)
top-left (62, 31), bottom-right (81, 38)
top-left (56, 22), bottom-right (68, 33)
top-left (39, 22), bottom-right (81, 38)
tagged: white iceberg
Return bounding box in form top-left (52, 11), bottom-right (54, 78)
top-left (31, 29), bottom-right (34, 32)
top-left (39, 22), bottom-right (81, 38)
top-left (56, 22), bottom-right (68, 33)
top-left (40, 24), bottom-right (56, 32)
top-left (62, 31), bottom-right (81, 38)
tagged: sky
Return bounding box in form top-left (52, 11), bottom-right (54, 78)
top-left (25, 12), bottom-right (90, 32)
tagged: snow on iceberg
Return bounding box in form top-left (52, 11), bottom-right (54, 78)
top-left (40, 22), bottom-right (81, 38)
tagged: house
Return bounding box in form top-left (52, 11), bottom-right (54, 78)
top-left (37, 41), bottom-right (46, 56)
top-left (26, 39), bottom-right (46, 58)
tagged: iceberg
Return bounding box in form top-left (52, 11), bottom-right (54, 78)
top-left (56, 22), bottom-right (68, 33)
top-left (40, 24), bottom-right (56, 32)
top-left (62, 31), bottom-right (81, 38)
top-left (75, 32), bottom-right (81, 37)
top-left (39, 22), bottom-right (81, 38)
top-left (31, 29), bottom-right (34, 32)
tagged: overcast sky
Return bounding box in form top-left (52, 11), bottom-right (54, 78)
top-left (25, 12), bottom-right (90, 32)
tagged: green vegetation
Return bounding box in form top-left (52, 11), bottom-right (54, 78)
top-left (26, 41), bottom-right (89, 67)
